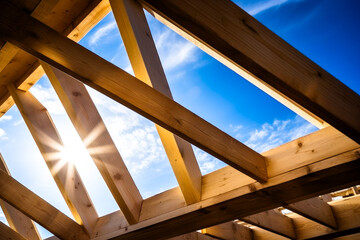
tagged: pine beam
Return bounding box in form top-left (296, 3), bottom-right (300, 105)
top-left (0, 169), bottom-right (89, 240)
top-left (42, 63), bottom-right (143, 224)
top-left (285, 197), bottom-right (337, 229)
top-left (0, 0), bottom-right (111, 118)
top-left (202, 222), bottom-right (253, 240)
top-left (0, 154), bottom-right (42, 240)
top-left (0, 222), bottom-right (27, 240)
top-left (8, 85), bottom-right (98, 233)
top-left (90, 127), bottom-right (360, 239)
top-left (0, 0), bottom-right (268, 183)
top-left (168, 232), bottom-right (219, 240)
top-left (291, 195), bottom-right (360, 239)
top-left (242, 210), bottom-right (296, 239)
top-left (110, 0), bottom-right (202, 204)
top-left (140, 0), bottom-right (360, 143)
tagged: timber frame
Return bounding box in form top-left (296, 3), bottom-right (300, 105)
top-left (0, 0), bottom-right (359, 239)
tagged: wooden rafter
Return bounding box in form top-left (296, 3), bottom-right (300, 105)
top-left (41, 63), bottom-right (143, 224)
top-left (140, 0), bottom-right (360, 143)
top-left (0, 0), bottom-right (359, 239)
top-left (8, 85), bottom-right (98, 233)
top-left (0, 168), bottom-right (89, 240)
top-left (89, 127), bottom-right (359, 239)
top-left (285, 197), bottom-right (337, 229)
top-left (242, 209), bottom-right (296, 239)
top-left (0, 0), bottom-right (111, 117)
top-left (202, 222), bottom-right (253, 240)
top-left (0, 222), bottom-right (27, 240)
top-left (110, 0), bottom-right (202, 204)
top-left (0, 154), bottom-right (42, 240)
top-left (0, 0), bottom-right (268, 183)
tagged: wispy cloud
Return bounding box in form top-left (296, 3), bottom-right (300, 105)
top-left (153, 29), bottom-right (199, 72)
top-left (234, 0), bottom-right (290, 15)
top-left (239, 115), bottom-right (317, 152)
top-left (86, 87), bottom-right (169, 175)
top-left (30, 84), bottom-right (65, 115)
top-left (0, 115), bottom-right (12, 122)
top-left (88, 21), bottom-right (117, 46)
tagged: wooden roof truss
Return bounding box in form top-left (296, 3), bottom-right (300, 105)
top-left (0, 0), bottom-right (359, 239)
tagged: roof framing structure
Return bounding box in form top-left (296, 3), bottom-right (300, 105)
top-left (0, 0), bottom-right (359, 239)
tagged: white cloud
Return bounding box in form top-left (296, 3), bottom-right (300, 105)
top-left (193, 146), bottom-right (226, 175)
top-left (153, 29), bottom-right (199, 72)
top-left (0, 115), bottom-right (12, 122)
top-left (87, 87), bottom-right (168, 175)
top-left (0, 128), bottom-right (6, 138)
top-left (88, 21), bottom-right (117, 46)
top-left (234, 0), bottom-right (290, 15)
top-left (30, 84), bottom-right (65, 115)
top-left (243, 116), bottom-right (317, 153)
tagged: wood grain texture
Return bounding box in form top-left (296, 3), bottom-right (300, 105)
top-left (140, 0), bottom-right (360, 143)
top-left (0, 222), bottom-right (27, 240)
top-left (286, 197), bottom-right (337, 229)
top-left (8, 85), bottom-right (98, 233)
top-left (202, 222), bottom-right (253, 240)
top-left (168, 232), bottom-right (218, 240)
top-left (0, 154), bottom-right (42, 240)
top-left (0, 0), bottom-right (111, 118)
top-left (92, 147), bottom-right (360, 239)
top-left (290, 195), bottom-right (360, 239)
top-left (242, 209), bottom-right (296, 239)
top-left (110, 0), bottom-right (202, 204)
top-left (42, 63), bottom-right (142, 224)
top-left (0, 170), bottom-right (89, 240)
top-left (0, 0), bottom-right (268, 182)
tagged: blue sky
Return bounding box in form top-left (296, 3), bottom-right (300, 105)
top-left (0, 0), bottom-right (359, 238)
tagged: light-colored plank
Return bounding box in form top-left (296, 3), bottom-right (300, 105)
top-left (0, 154), bottom-right (42, 240)
top-left (92, 147), bottom-right (360, 239)
top-left (110, 0), bottom-right (202, 204)
top-left (251, 226), bottom-right (289, 240)
top-left (91, 211), bottom-right (128, 239)
top-left (42, 63), bottom-right (142, 224)
top-left (92, 126), bottom-right (358, 238)
top-left (290, 195), bottom-right (360, 239)
top-left (0, 222), bottom-right (27, 240)
top-left (140, 0), bottom-right (360, 143)
top-left (140, 187), bottom-right (186, 221)
top-left (168, 232), bottom-right (218, 240)
top-left (202, 126), bottom-right (358, 200)
top-left (202, 222), bottom-right (253, 240)
top-left (285, 197), bottom-right (337, 229)
top-left (242, 209), bottom-right (296, 239)
top-left (0, 1), bottom-right (268, 183)
top-left (8, 85), bottom-right (98, 233)
top-left (0, 169), bottom-right (89, 240)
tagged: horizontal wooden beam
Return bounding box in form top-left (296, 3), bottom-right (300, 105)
top-left (0, 222), bottom-right (27, 240)
top-left (89, 126), bottom-right (359, 239)
top-left (0, 0), bottom-right (267, 182)
top-left (291, 195), bottom-right (360, 239)
top-left (42, 63), bottom-right (143, 224)
top-left (242, 209), bottom-right (296, 239)
top-left (140, 0), bottom-right (360, 143)
top-left (0, 154), bottom-right (42, 240)
top-left (168, 232), bottom-right (218, 240)
top-left (285, 197), bottom-right (337, 229)
top-left (202, 222), bottom-right (253, 240)
top-left (110, 0), bottom-right (202, 204)
top-left (0, 169), bottom-right (89, 240)
top-left (8, 85), bottom-right (98, 233)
